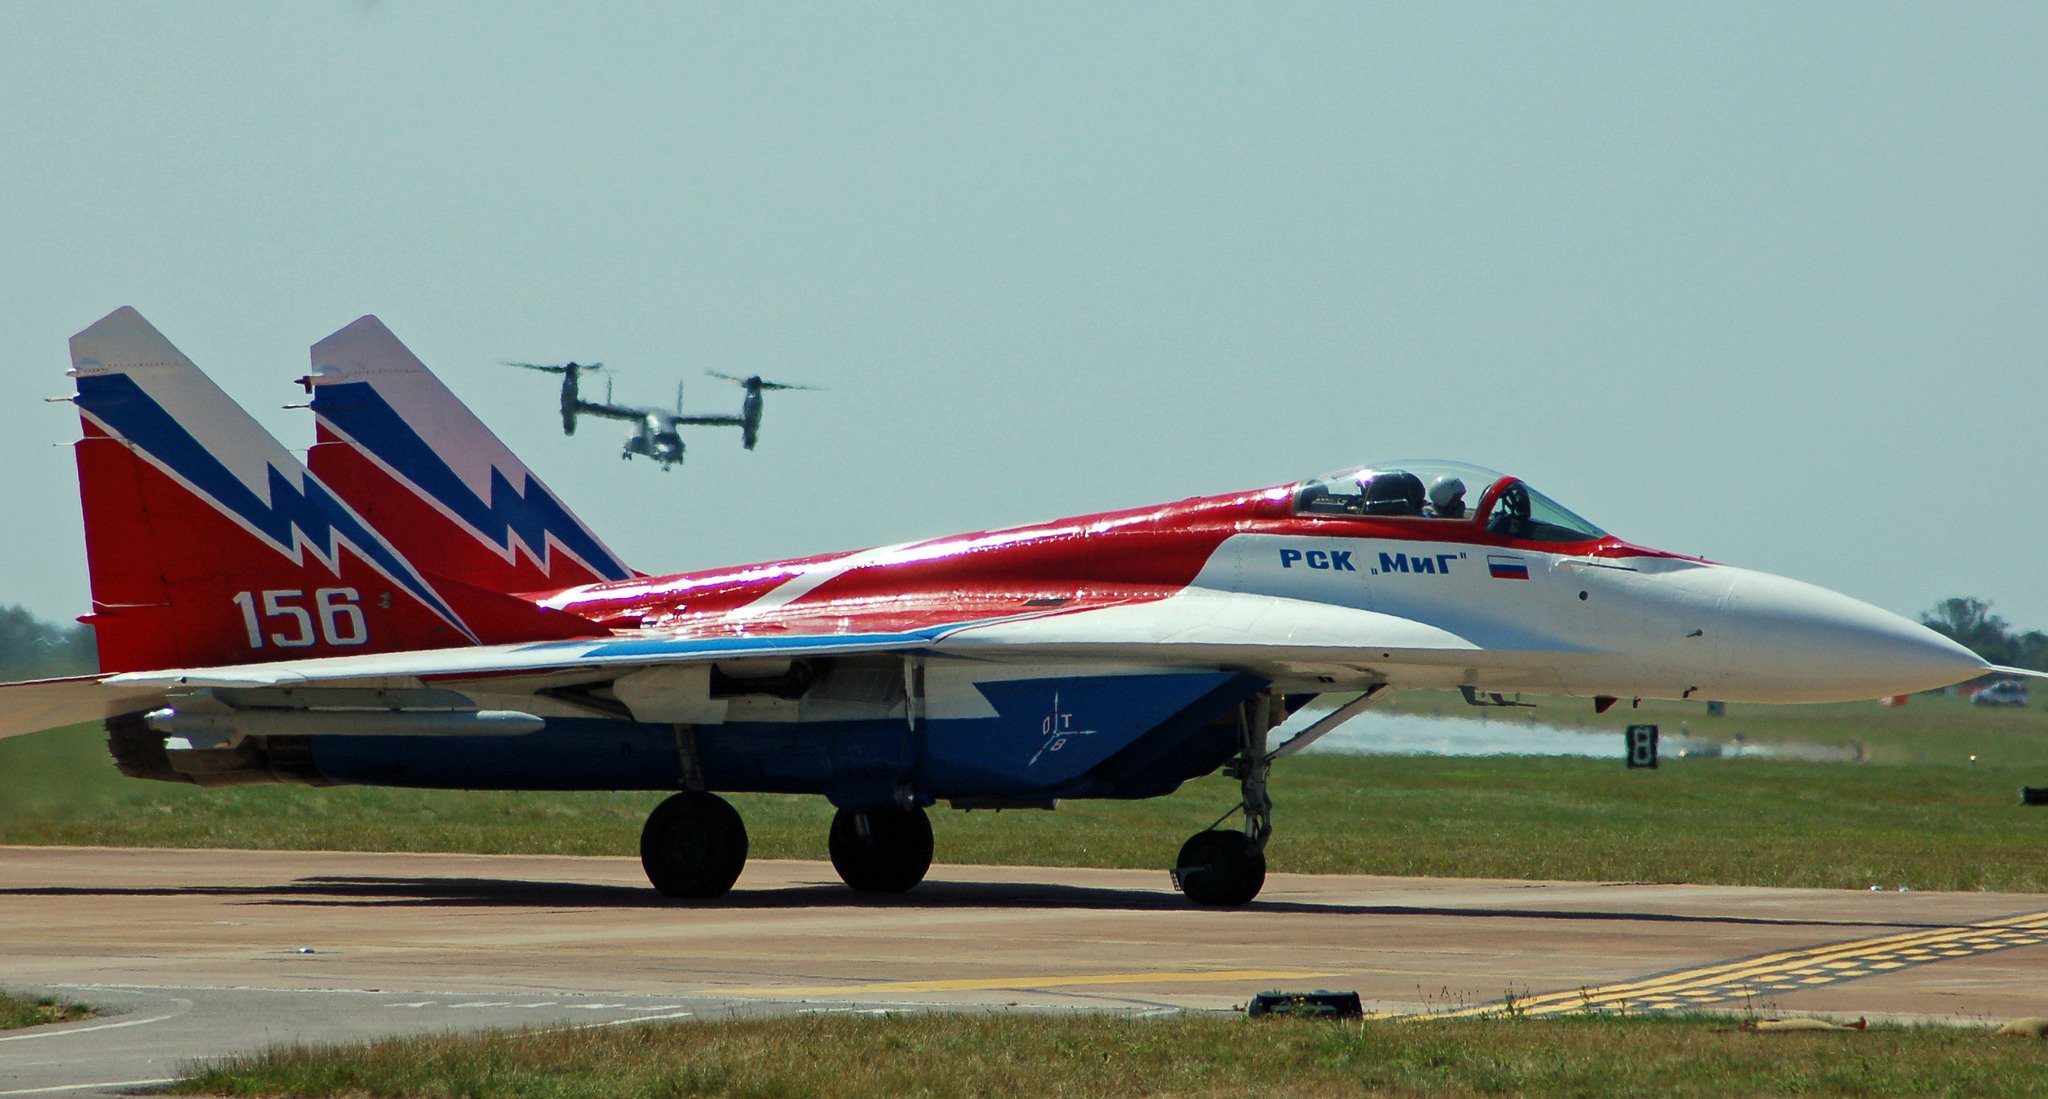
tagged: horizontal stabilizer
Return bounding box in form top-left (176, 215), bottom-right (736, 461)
top-left (0, 675), bottom-right (162, 740)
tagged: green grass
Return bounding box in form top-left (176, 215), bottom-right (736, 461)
top-left (5, 692), bottom-right (2046, 891)
top-left (171, 1012), bottom-right (2048, 1098)
top-left (0, 991), bottom-right (91, 1030)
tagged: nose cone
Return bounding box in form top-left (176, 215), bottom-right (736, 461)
top-left (1711, 568), bottom-right (1987, 703)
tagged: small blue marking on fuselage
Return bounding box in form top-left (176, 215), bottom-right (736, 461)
top-left (1277, 548), bottom-right (1355, 572)
top-left (1375, 552), bottom-right (1459, 577)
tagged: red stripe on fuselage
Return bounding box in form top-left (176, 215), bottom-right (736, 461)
top-left (531, 485), bottom-right (1699, 634)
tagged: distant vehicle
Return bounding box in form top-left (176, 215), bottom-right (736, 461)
top-left (1972, 680), bottom-right (2030, 707)
top-left (506, 360), bottom-right (815, 471)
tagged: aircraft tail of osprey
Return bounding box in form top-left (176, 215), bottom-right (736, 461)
top-left (66, 308), bottom-right (603, 676)
top-left (305, 316), bottom-right (638, 596)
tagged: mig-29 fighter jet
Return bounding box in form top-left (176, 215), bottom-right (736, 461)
top-left (0, 309), bottom-right (2012, 906)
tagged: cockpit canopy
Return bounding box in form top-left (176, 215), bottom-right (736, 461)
top-left (1293, 459), bottom-right (1607, 543)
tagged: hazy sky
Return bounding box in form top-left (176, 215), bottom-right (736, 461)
top-left (5, 3), bottom-right (2044, 632)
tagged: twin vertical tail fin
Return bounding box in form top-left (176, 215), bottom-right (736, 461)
top-left (69, 308), bottom-right (604, 675)
top-left (303, 317), bottom-right (637, 596)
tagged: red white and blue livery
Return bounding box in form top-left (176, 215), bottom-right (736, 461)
top-left (0, 308), bottom-right (2009, 905)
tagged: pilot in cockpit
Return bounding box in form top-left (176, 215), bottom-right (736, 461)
top-left (1424, 476), bottom-right (1467, 519)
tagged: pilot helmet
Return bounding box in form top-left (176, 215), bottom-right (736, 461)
top-left (1428, 476), bottom-right (1467, 513)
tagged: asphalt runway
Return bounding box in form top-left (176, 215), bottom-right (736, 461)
top-left (5, 845), bottom-right (2047, 1096)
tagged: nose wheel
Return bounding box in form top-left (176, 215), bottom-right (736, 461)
top-left (829, 805), bottom-right (934, 893)
top-left (1171, 697), bottom-right (1276, 906)
top-left (1173, 829), bottom-right (1266, 906)
top-left (640, 791), bottom-right (749, 899)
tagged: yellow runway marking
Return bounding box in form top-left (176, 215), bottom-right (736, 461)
top-left (715, 969), bottom-right (1337, 999)
top-left (1438, 911), bottom-right (2048, 1018)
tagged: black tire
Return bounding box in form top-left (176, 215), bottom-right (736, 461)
top-left (828, 805), bottom-right (934, 893)
top-left (639, 791), bottom-right (749, 899)
top-left (1173, 830), bottom-right (1266, 906)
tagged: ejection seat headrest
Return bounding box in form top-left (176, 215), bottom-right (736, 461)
top-left (1360, 471), bottom-right (1426, 516)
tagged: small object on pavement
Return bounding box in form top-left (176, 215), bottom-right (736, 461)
top-left (1246, 990), bottom-right (1364, 1019)
top-left (1743, 1017), bottom-right (1866, 1032)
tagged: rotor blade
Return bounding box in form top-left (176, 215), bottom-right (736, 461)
top-left (705, 370), bottom-right (819, 391)
top-left (503, 360), bottom-right (605, 374)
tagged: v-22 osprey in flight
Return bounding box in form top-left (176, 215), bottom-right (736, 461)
top-left (506, 358), bottom-right (813, 470)
top-left (0, 308), bottom-right (2016, 906)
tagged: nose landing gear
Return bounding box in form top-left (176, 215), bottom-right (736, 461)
top-left (1171, 687), bottom-right (1385, 906)
top-left (1172, 697), bottom-right (1274, 906)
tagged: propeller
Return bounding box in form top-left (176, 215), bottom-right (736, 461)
top-left (505, 361), bottom-right (606, 436)
top-left (504, 360), bottom-right (605, 375)
top-left (706, 370), bottom-right (818, 392)
top-left (706, 371), bottom-right (817, 450)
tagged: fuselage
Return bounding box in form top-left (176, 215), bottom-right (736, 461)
top-left (532, 463), bottom-right (1980, 706)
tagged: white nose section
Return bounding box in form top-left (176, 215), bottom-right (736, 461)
top-left (1710, 568), bottom-right (1986, 703)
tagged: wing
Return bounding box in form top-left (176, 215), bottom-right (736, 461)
top-left (1, 588), bottom-right (1599, 739)
top-left (571, 400), bottom-right (654, 423)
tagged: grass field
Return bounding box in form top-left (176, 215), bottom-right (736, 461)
top-left (171, 1012), bottom-right (2048, 1098)
top-left (4, 692), bottom-right (2045, 891)
top-left (0, 991), bottom-right (90, 1031)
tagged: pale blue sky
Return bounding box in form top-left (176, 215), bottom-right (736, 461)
top-left (4, 3), bottom-right (2044, 631)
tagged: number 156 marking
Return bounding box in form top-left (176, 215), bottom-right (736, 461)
top-left (232, 588), bottom-right (369, 649)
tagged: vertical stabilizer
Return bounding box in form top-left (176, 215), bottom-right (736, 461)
top-left (68, 309), bottom-right (601, 674)
top-left (70, 308), bottom-right (490, 672)
top-left (305, 317), bottom-right (636, 595)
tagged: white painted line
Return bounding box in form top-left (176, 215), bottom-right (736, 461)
top-left (549, 1008), bottom-right (696, 1033)
top-left (0, 1079), bottom-right (175, 1096)
top-left (0, 1001), bottom-right (191, 1043)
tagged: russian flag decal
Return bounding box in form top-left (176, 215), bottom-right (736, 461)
top-left (1487, 554), bottom-right (1530, 580)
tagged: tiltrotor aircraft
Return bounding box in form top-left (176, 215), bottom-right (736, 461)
top-left (508, 359), bottom-right (811, 470)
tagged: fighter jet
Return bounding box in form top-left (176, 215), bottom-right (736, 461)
top-left (2, 309), bottom-right (2023, 907)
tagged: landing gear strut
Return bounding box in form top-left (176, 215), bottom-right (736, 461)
top-left (829, 805), bottom-right (934, 893)
top-left (1172, 697), bottom-right (1274, 906)
top-left (640, 791), bottom-right (749, 899)
top-left (1169, 688), bottom-right (1389, 906)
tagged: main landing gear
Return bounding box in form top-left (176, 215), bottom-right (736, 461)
top-left (638, 792), bottom-right (935, 900)
top-left (640, 791), bottom-right (749, 899)
top-left (1172, 697), bottom-right (1277, 907)
top-left (829, 805), bottom-right (934, 893)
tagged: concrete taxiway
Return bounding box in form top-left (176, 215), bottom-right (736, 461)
top-left (5, 845), bottom-right (2046, 1096)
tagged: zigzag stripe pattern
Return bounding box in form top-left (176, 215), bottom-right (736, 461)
top-left (312, 380), bottom-right (632, 582)
top-left (74, 373), bottom-right (471, 637)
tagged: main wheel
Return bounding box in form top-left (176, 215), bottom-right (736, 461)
top-left (828, 805), bottom-right (934, 893)
top-left (640, 791), bottom-right (749, 899)
top-left (1173, 830), bottom-right (1266, 906)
